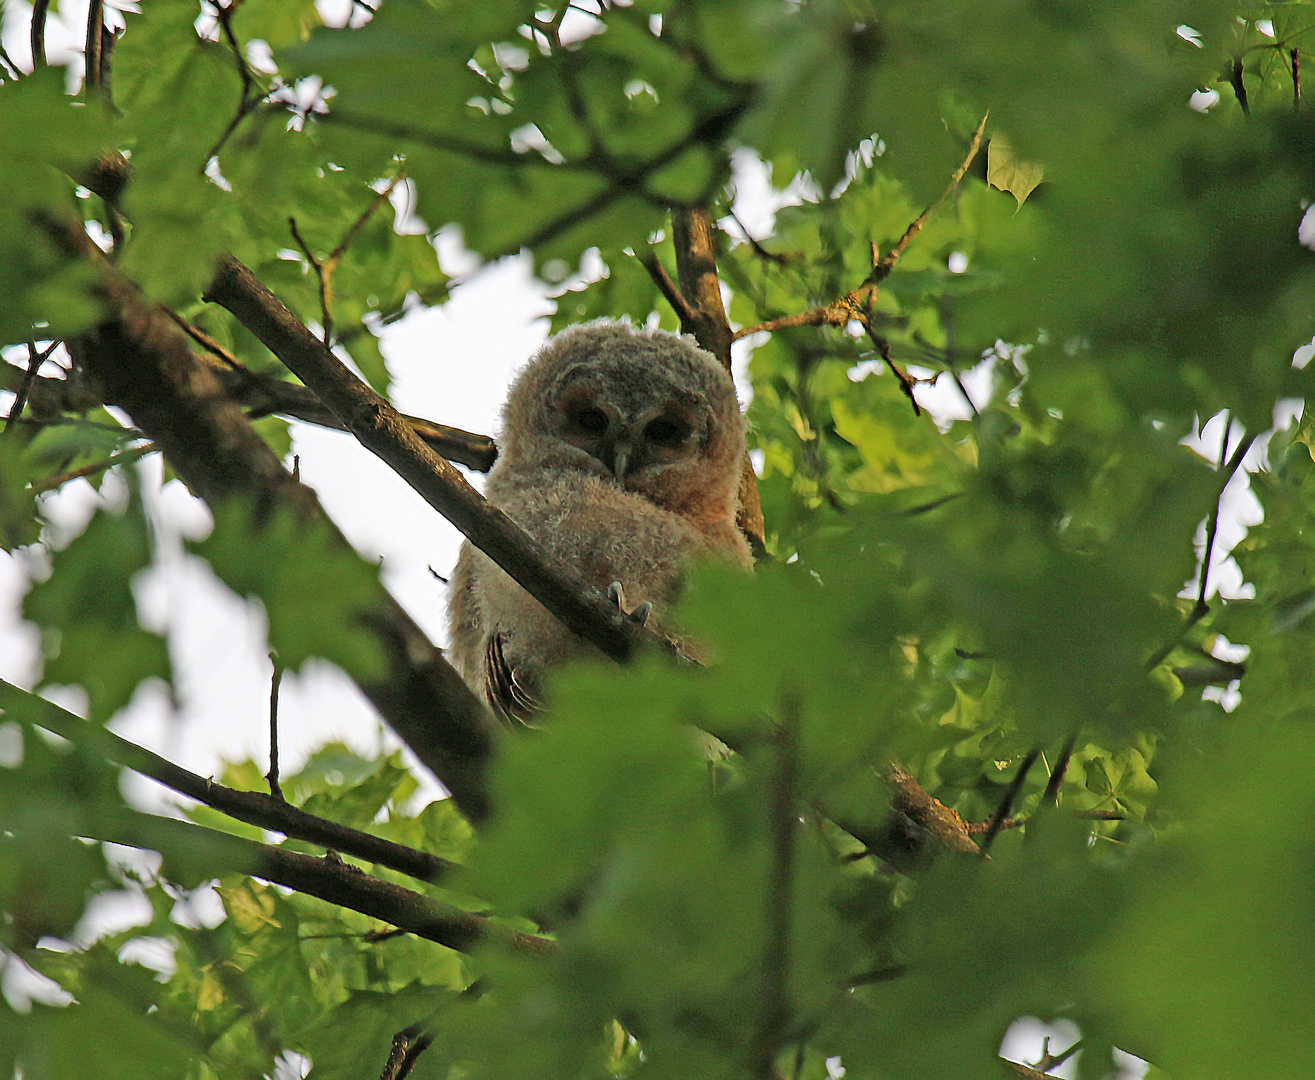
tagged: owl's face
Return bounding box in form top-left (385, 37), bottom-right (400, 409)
top-left (497, 321), bottom-right (745, 517)
top-left (552, 372), bottom-right (708, 483)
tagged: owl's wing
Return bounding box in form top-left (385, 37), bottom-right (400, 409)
top-left (485, 630), bottom-right (541, 724)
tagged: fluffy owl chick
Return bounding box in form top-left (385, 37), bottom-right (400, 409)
top-left (449, 320), bottom-right (752, 719)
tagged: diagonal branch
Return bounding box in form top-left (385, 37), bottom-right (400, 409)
top-left (0, 678), bottom-right (454, 883)
top-left (90, 812), bottom-right (553, 956)
top-left (869, 111), bottom-right (989, 285)
top-left (638, 249), bottom-right (698, 326)
top-left (734, 113), bottom-right (989, 342)
top-left (40, 217), bottom-right (498, 822)
top-left (979, 749), bottom-right (1039, 856)
top-left (205, 254), bottom-right (682, 667)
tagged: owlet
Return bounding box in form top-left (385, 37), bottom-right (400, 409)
top-left (448, 320), bottom-right (752, 719)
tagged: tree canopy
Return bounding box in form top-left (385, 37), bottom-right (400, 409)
top-left (2, 1), bottom-right (1314, 1078)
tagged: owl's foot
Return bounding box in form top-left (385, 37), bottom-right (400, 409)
top-left (606, 581), bottom-right (652, 627)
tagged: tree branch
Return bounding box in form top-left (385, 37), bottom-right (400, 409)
top-left (869, 112), bottom-right (989, 284)
top-left (830, 762), bottom-right (980, 873)
top-left (0, 677), bottom-right (456, 884)
top-left (31, 0), bottom-right (51, 70)
top-left (734, 113), bottom-right (989, 341)
top-left (979, 750), bottom-right (1039, 856)
top-left (39, 218), bottom-right (498, 822)
top-left (638, 250), bottom-right (698, 326)
top-left (205, 254), bottom-right (682, 668)
top-left (162, 316), bottom-right (498, 471)
top-left (671, 206), bottom-right (766, 553)
top-left (91, 812), bottom-right (553, 956)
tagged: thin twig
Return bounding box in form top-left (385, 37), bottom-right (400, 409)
top-left (215, 0), bottom-right (255, 103)
top-left (164, 309), bottom-right (241, 367)
top-left (201, 1), bottom-right (269, 162)
top-left (846, 963), bottom-right (908, 988)
top-left (289, 216), bottom-right (333, 346)
top-left (1229, 57), bottom-right (1251, 117)
top-left (31, 0), bottom-right (51, 70)
top-left (1293, 47), bottom-right (1301, 108)
top-left (1195, 418), bottom-right (1254, 618)
top-left (328, 174), bottom-right (406, 269)
top-left (1041, 733), bottom-right (1077, 805)
top-left (93, 812), bottom-right (553, 955)
top-left (1143, 420), bottom-right (1256, 672)
top-left (734, 113), bottom-right (989, 342)
top-left (0, 42), bottom-right (21, 79)
top-left (84, 0), bottom-right (104, 95)
top-left (965, 809), bottom-right (1125, 836)
top-left (4, 341), bottom-right (57, 433)
top-left (638, 250), bottom-right (698, 326)
top-left (267, 653), bottom-right (285, 800)
top-left (726, 207), bottom-right (792, 265)
top-left (861, 320), bottom-right (921, 416)
top-left (870, 111), bottom-right (989, 283)
top-left (979, 750), bottom-right (1039, 856)
top-left (32, 441), bottom-right (157, 493)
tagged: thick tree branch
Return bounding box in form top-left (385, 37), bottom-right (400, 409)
top-left (671, 206), bottom-right (766, 553)
top-left (831, 763), bottom-right (979, 873)
top-left (205, 254), bottom-right (681, 667)
top-left (673, 207), bottom-right (734, 365)
top-left (91, 813), bottom-right (553, 956)
top-left (1, 678), bottom-right (454, 883)
top-left (39, 218), bottom-right (498, 822)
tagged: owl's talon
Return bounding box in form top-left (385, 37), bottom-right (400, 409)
top-left (606, 581), bottom-right (651, 626)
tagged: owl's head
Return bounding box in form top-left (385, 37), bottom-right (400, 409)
top-left (498, 320), bottom-right (746, 517)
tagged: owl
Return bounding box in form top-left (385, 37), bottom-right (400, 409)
top-left (448, 320), bottom-right (753, 720)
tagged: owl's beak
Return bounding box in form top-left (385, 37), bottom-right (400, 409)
top-left (608, 441), bottom-right (632, 481)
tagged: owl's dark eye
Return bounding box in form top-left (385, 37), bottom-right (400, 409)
top-left (572, 407), bottom-right (609, 434)
top-left (645, 417), bottom-right (687, 445)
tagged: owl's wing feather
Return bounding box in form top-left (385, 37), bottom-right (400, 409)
top-left (485, 630), bottom-right (541, 724)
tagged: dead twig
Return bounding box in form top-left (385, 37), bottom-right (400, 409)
top-left (734, 112), bottom-right (989, 342)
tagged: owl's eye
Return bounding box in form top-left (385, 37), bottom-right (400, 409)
top-left (644, 417), bottom-right (688, 446)
top-left (571, 407), bottom-right (609, 434)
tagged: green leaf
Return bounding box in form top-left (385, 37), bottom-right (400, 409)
top-left (22, 498), bottom-right (171, 721)
top-left (986, 135), bottom-right (1045, 206)
top-left (191, 503), bottom-right (388, 678)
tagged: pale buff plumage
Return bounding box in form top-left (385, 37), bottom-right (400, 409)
top-left (448, 320), bottom-right (751, 719)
